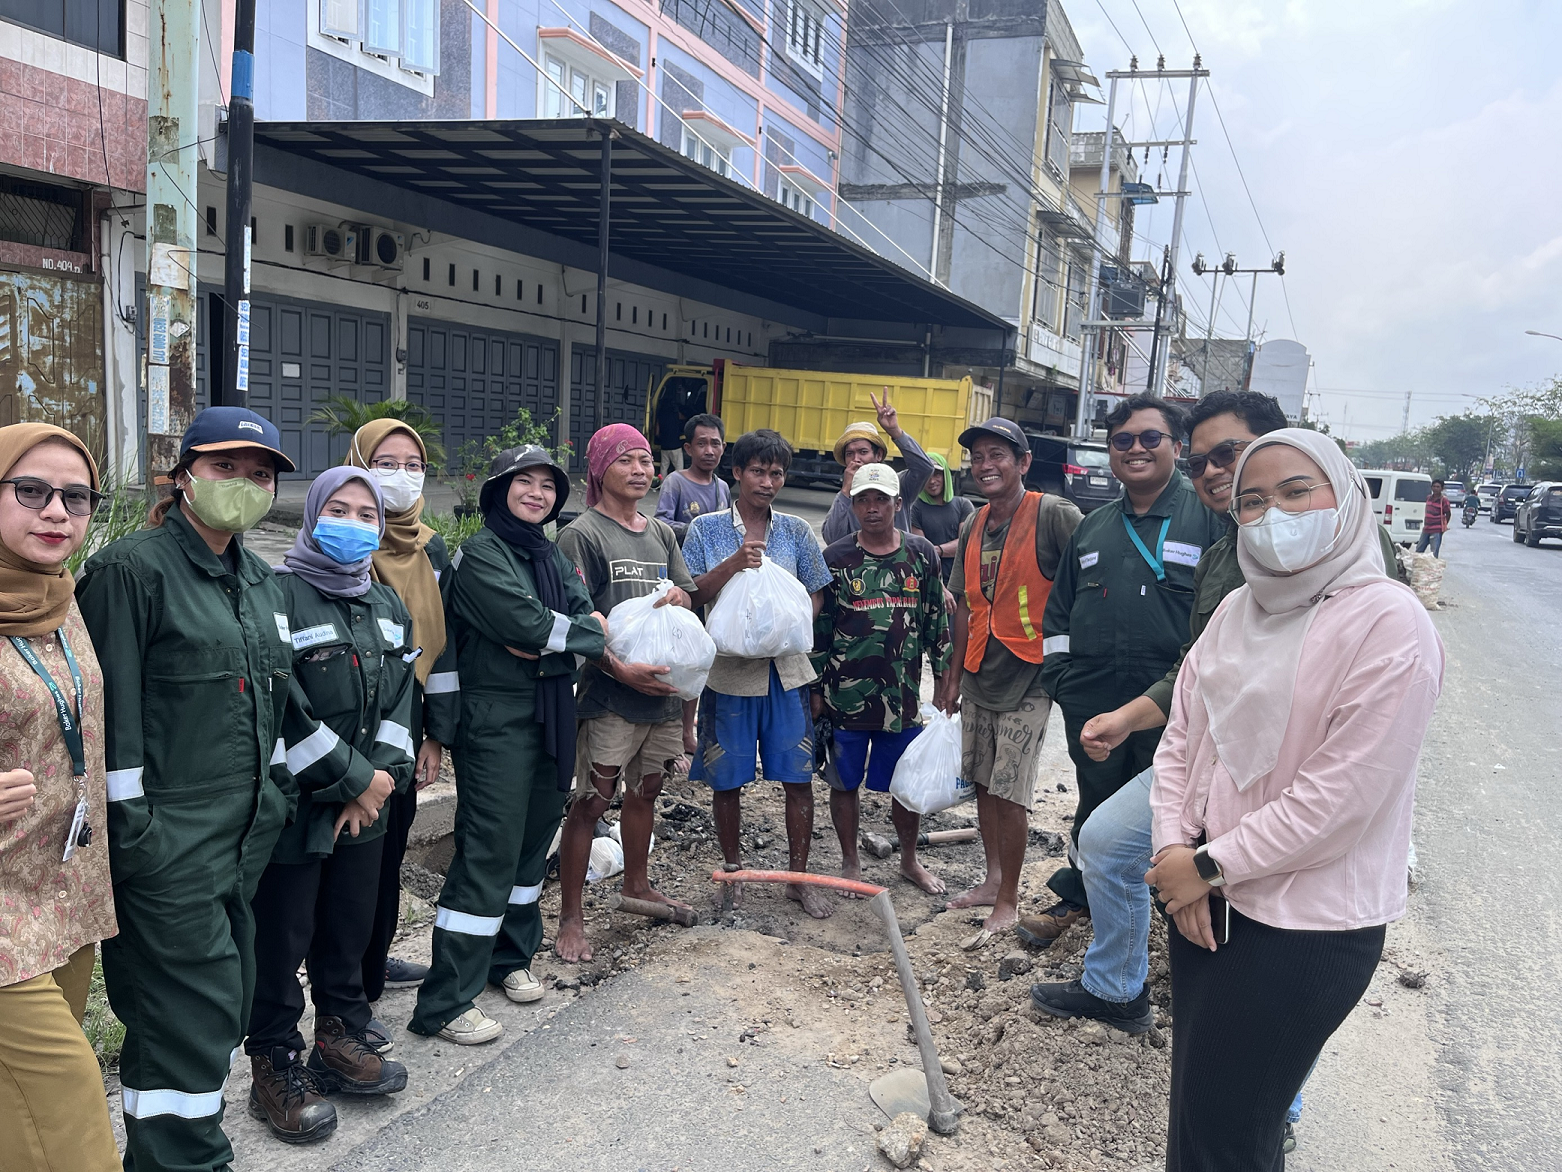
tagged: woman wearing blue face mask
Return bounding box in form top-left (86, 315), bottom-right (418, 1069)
top-left (245, 467), bottom-right (418, 1144)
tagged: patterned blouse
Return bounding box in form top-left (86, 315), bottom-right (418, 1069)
top-left (0, 599), bottom-right (116, 987)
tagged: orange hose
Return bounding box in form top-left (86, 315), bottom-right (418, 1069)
top-left (710, 868), bottom-right (887, 898)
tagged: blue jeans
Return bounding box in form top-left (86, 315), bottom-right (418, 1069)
top-left (1415, 529), bottom-right (1443, 556)
top-left (1075, 765), bottom-right (1307, 1121)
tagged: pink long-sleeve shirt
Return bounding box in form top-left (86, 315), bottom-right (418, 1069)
top-left (1150, 580), bottom-right (1444, 932)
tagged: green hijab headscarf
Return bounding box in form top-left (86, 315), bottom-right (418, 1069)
top-left (919, 452), bottom-right (954, 504)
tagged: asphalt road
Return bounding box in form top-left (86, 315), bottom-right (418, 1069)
top-left (1293, 517), bottom-right (1562, 1171)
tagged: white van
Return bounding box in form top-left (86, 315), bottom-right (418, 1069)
top-left (1360, 470), bottom-right (1432, 545)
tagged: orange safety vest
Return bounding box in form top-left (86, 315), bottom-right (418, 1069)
top-left (963, 492), bottom-right (1052, 670)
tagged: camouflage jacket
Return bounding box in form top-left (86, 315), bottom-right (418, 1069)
top-left (812, 533), bottom-right (952, 732)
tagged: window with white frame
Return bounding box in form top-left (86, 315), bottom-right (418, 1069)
top-left (778, 177), bottom-right (814, 219)
top-left (543, 53), bottom-right (615, 118)
top-left (681, 125), bottom-right (732, 179)
top-left (1033, 226), bottom-right (1063, 332)
top-left (315, 0), bottom-right (438, 77)
top-left (785, 0), bottom-right (825, 79)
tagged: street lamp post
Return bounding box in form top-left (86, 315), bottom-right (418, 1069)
top-left (1524, 330), bottom-right (1562, 343)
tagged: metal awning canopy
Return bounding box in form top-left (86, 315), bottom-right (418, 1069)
top-left (252, 118), bottom-right (1011, 340)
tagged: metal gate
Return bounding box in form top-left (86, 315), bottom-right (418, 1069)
top-left (568, 348), bottom-right (666, 469)
top-left (405, 320), bottom-right (560, 464)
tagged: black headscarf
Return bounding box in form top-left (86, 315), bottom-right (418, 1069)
top-left (483, 489), bottom-right (577, 792)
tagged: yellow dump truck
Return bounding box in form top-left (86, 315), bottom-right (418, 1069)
top-left (646, 361), bottom-right (992, 485)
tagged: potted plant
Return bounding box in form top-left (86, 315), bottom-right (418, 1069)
top-left (444, 407), bottom-right (570, 519)
top-left (307, 395), bottom-right (447, 468)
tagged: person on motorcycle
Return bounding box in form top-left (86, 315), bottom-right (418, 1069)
top-left (1462, 494), bottom-right (1480, 527)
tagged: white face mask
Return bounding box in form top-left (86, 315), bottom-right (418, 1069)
top-left (1239, 506), bottom-right (1339, 573)
top-left (373, 467), bottom-right (424, 513)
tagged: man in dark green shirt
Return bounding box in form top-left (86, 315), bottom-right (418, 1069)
top-left (1027, 395), bottom-right (1227, 943)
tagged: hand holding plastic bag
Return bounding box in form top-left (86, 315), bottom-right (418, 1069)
top-left (889, 705), bottom-right (974, 815)
top-left (606, 579), bottom-right (717, 700)
top-left (705, 554), bottom-right (815, 659)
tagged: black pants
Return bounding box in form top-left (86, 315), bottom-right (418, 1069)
top-left (361, 784), bottom-right (419, 1002)
top-left (1046, 711), bottom-right (1161, 908)
top-left (1166, 905), bottom-right (1386, 1172)
top-left (247, 835), bottom-right (386, 1053)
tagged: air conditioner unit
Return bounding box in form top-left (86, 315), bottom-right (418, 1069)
top-left (366, 227), bottom-right (405, 270)
top-left (305, 223), bottom-right (356, 260)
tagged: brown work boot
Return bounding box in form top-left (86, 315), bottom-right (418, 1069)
top-left (249, 1047), bottom-right (338, 1144)
top-left (1016, 900), bottom-right (1089, 949)
top-left (307, 1015), bottom-right (409, 1095)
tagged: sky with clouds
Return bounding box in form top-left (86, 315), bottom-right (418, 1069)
top-left (1063, 0), bottom-right (1562, 443)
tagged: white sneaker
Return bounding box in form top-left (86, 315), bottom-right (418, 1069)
top-left (502, 968), bottom-right (544, 1004)
top-left (436, 1007), bottom-right (503, 1045)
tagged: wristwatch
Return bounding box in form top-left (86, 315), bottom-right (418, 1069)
top-left (1193, 844), bottom-right (1226, 888)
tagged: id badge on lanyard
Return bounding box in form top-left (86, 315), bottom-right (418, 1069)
top-left (9, 630), bottom-right (90, 862)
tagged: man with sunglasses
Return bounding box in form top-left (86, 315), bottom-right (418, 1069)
top-left (1029, 391), bottom-right (1406, 1036)
top-left (1025, 394), bottom-right (1227, 953)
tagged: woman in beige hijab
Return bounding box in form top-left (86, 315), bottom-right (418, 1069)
top-left (0, 423), bottom-right (120, 1170)
top-left (344, 420), bottom-right (450, 1020)
top-left (1147, 429), bottom-right (1443, 1170)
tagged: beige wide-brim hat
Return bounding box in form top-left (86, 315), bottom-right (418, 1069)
top-left (833, 421), bottom-right (887, 465)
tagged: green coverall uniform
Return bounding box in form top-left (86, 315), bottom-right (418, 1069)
top-left (409, 527), bottom-right (604, 1035)
top-left (75, 507), bottom-right (299, 1172)
top-left (247, 576), bottom-right (417, 1053)
top-left (1038, 472), bottom-right (1228, 908)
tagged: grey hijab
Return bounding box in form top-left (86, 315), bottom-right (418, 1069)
top-left (276, 466), bottom-right (385, 598)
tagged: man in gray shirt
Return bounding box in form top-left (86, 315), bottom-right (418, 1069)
top-left (820, 390), bottom-right (936, 544)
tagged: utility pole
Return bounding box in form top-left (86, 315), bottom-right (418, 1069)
top-left (1191, 250), bottom-right (1236, 394)
top-left (927, 18), bottom-right (954, 284)
top-left (1148, 58), bottom-right (1202, 398)
top-left (1144, 247), bottom-right (1171, 393)
top-left (594, 124), bottom-right (614, 432)
top-left (1073, 63), bottom-right (1120, 438)
top-left (1402, 389), bottom-right (1412, 435)
top-left (221, 0), bottom-right (256, 407)
top-left (145, 0), bottom-right (200, 473)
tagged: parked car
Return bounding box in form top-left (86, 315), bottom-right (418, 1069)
top-left (1492, 483), bottom-right (1533, 524)
top-left (1442, 480), bottom-right (1468, 507)
top-left (1512, 483), bottom-right (1562, 546)
top-left (1360, 469), bottom-right (1431, 545)
top-left (1020, 434), bottom-right (1120, 513)
top-left (1475, 482), bottom-right (1503, 512)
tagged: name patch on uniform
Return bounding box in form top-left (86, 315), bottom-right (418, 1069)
top-left (377, 618), bottom-right (405, 647)
top-left (1079, 551), bottom-right (1100, 570)
top-left (1163, 541), bottom-right (1203, 568)
top-left (274, 613), bottom-right (291, 643)
top-left (291, 624), bottom-right (337, 651)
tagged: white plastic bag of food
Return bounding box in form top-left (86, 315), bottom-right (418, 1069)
top-left (705, 555), bottom-right (815, 659)
top-left (606, 579), bottom-right (717, 700)
top-left (889, 705), bottom-right (973, 815)
top-left (586, 835), bottom-right (624, 884)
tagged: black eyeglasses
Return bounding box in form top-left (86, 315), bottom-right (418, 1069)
top-left (1182, 439), bottom-right (1251, 478)
top-left (1109, 429), bottom-right (1171, 452)
top-left (370, 457), bottom-right (428, 474)
top-left (3, 478), bottom-right (103, 517)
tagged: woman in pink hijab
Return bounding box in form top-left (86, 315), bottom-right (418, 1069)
top-left (1145, 428), bottom-right (1444, 1171)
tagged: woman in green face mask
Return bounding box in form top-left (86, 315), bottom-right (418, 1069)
top-left (75, 407), bottom-right (307, 1172)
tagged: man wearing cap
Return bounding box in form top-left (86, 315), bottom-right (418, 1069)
top-left (814, 464), bottom-right (952, 893)
top-left (821, 389), bottom-right (936, 544)
top-left (555, 425), bottom-right (697, 963)
top-left (936, 418), bottom-right (1082, 932)
top-left (1025, 394), bottom-right (1227, 948)
top-left (77, 407), bottom-right (311, 1167)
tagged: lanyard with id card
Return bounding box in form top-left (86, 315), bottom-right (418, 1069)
top-left (10, 629), bottom-right (92, 862)
top-left (1122, 513), bottom-right (1172, 582)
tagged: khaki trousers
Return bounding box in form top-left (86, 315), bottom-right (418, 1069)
top-left (0, 944), bottom-right (121, 1172)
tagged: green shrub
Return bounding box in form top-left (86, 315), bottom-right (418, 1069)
top-left (424, 510), bottom-right (484, 551)
top-left (443, 407), bottom-right (570, 508)
top-left (67, 486), bottom-right (152, 574)
top-left (307, 396), bottom-right (447, 467)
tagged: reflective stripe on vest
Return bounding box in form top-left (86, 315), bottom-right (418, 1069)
top-left (963, 492), bottom-right (1053, 670)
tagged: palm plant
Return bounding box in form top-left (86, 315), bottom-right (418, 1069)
top-left (307, 396), bottom-right (446, 467)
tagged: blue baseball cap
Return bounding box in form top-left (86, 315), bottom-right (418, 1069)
top-left (179, 406), bottom-right (295, 473)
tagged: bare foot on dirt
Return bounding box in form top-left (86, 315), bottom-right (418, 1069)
top-left (946, 879), bottom-right (999, 910)
top-left (983, 903), bottom-right (1020, 932)
top-left (788, 882), bottom-right (835, 919)
top-left (621, 882), bottom-right (693, 910)
top-left (838, 860), bottom-right (866, 899)
top-left (900, 858), bottom-right (947, 895)
top-left (554, 915), bottom-right (593, 963)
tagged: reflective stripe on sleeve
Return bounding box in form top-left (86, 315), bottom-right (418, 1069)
top-left (285, 724), bottom-right (341, 774)
top-left (1041, 635), bottom-right (1070, 656)
top-left (509, 882), bottom-right (543, 906)
top-left (121, 1086), bottom-right (225, 1120)
top-left (544, 611), bottom-right (571, 654)
top-left (434, 906), bottom-right (504, 936)
top-left (269, 738), bottom-right (285, 767)
top-left (424, 671), bottom-right (460, 695)
top-left (105, 767), bottom-right (144, 802)
top-left (374, 719), bottom-right (415, 758)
